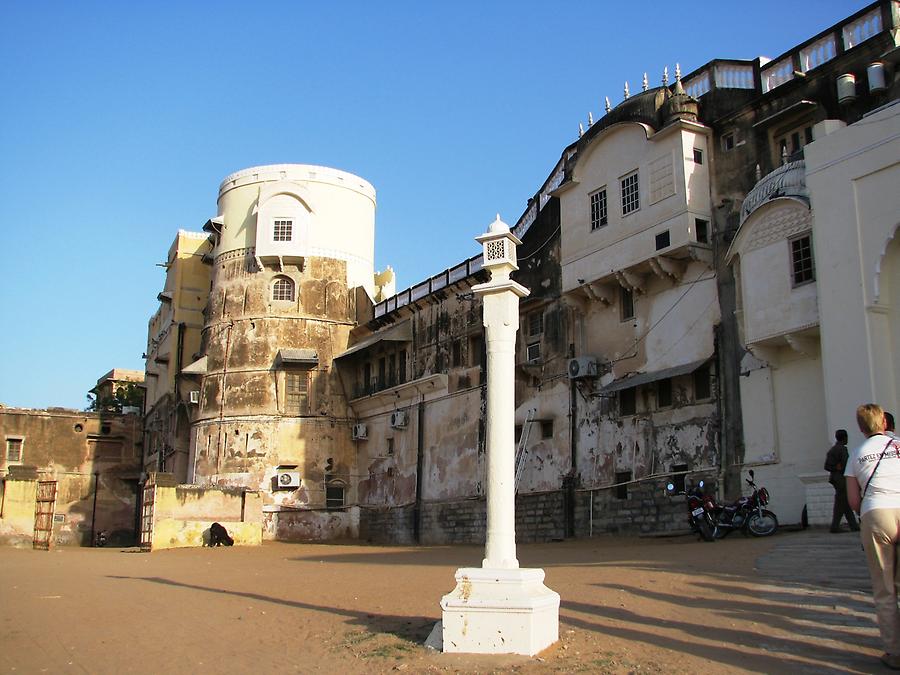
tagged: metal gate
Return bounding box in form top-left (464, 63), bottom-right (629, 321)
top-left (33, 481), bottom-right (58, 550)
top-left (139, 483), bottom-right (156, 551)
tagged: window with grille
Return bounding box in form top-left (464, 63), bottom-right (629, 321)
top-left (326, 483), bottom-right (345, 508)
top-left (790, 234), bottom-right (815, 286)
top-left (273, 219), bottom-right (293, 241)
top-left (528, 310), bottom-right (543, 337)
top-left (590, 187), bottom-right (608, 230)
top-left (6, 438), bottom-right (23, 463)
top-left (285, 372), bottom-right (308, 415)
top-left (621, 171), bottom-right (640, 215)
top-left (272, 277), bottom-right (295, 301)
top-left (526, 342), bottom-right (542, 363)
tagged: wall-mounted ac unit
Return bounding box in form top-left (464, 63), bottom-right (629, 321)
top-left (390, 411), bottom-right (408, 429)
top-left (189, 390), bottom-right (200, 404)
top-left (276, 470), bottom-right (301, 489)
top-left (568, 357), bottom-right (598, 380)
top-left (352, 423), bottom-right (368, 440)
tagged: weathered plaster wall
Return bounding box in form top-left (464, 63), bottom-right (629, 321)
top-left (0, 408), bottom-right (142, 546)
top-left (0, 478), bottom-right (37, 546)
top-left (148, 484), bottom-right (262, 550)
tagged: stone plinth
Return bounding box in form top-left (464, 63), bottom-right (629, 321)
top-left (440, 567), bottom-right (559, 655)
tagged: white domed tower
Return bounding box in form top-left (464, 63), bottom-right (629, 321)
top-left (190, 164), bottom-right (376, 538)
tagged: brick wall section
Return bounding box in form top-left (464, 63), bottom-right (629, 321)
top-left (574, 475), bottom-right (715, 537)
top-left (359, 505), bottom-right (417, 545)
top-left (359, 476), bottom-right (711, 544)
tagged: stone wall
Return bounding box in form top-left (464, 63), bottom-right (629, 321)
top-left (359, 504), bottom-right (416, 544)
top-left (574, 474), bottom-right (715, 537)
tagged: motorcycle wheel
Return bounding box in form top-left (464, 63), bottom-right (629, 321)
top-left (697, 518), bottom-right (716, 542)
top-left (747, 510), bottom-right (778, 537)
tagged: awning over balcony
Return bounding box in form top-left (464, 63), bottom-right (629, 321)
top-left (181, 356), bottom-right (207, 375)
top-left (600, 357), bottom-right (710, 393)
top-left (275, 349), bottom-right (318, 367)
top-left (335, 321), bottom-right (412, 360)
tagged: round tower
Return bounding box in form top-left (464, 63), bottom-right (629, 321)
top-left (191, 164), bottom-right (376, 536)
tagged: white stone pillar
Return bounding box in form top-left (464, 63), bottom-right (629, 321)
top-left (434, 215), bottom-right (560, 656)
top-left (482, 289), bottom-right (521, 569)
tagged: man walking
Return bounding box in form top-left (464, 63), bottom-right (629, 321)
top-left (825, 429), bottom-right (859, 533)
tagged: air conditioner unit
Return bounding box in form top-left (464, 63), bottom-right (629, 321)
top-left (390, 411), bottom-right (408, 429)
top-left (568, 357), bottom-right (598, 380)
top-left (189, 390), bottom-right (200, 404)
top-left (352, 423), bottom-right (368, 440)
top-left (276, 470), bottom-right (301, 489)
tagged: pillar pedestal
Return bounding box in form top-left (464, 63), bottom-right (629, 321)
top-left (440, 567), bottom-right (559, 655)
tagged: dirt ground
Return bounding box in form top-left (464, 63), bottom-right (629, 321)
top-left (0, 530), bottom-right (883, 674)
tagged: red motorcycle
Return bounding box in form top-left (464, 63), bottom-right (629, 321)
top-left (666, 478), bottom-right (716, 542)
top-left (707, 469), bottom-right (778, 538)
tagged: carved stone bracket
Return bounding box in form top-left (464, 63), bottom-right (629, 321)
top-left (615, 269), bottom-right (646, 294)
top-left (649, 255), bottom-right (685, 283)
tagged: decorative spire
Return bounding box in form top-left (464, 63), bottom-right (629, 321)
top-left (624, 81), bottom-right (630, 99)
top-left (675, 63), bottom-right (682, 82)
top-left (605, 96), bottom-right (611, 113)
top-left (755, 164), bottom-right (762, 181)
top-left (588, 111), bottom-right (594, 126)
top-left (663, 66), bottom-right (669, 87)
top-left (642, 73), bottom-right (648, 91)
top-left (579, 122), bottom-right (584, 138)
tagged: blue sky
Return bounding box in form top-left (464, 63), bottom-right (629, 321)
top-left (0, 1), bottom-right (862, 409)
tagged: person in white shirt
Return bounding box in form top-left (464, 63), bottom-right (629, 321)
top-left (846, 403), bottom-right (900, 670)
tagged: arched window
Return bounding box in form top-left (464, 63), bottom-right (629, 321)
top-left (272, 276), bottom-right (295, 302)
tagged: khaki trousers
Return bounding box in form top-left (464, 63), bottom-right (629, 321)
top-left (861, 508), bottom-right (900, 654)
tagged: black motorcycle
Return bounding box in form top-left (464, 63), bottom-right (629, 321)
top-left (666, 478), bottom-right (716, 542)
top-left (708, 469), bottom-right (778, 538)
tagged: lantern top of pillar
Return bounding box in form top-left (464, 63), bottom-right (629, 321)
top-left (475, 214), bottom-right (523, 247)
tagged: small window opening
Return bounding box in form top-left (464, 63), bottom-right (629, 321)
top-left (694, 365), bottom-right (712, 401)
top-left (695, 218), bottom-right (710, 244)
top-left (655, 230), bottom-right (671, 250)
top-left (615, 471), bottom-right (631, 500)
top-left (672, 464), bottom-right (689, 493)
top-left (541, 420), bottom-right (554, 439)
top-left (693, 148), bottom-right (703, 164)
top-left (619, 388), bottom-right (636, 416)
top-left (657, 378), bottom-right (673, 408)
top-left (620, 287), bottom-right (635, 321)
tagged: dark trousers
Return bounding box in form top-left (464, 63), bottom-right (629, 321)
top-left (831, 481), bottom-right (859, 531)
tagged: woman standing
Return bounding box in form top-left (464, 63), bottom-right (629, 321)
top-left (846, 403), bottom-right (900, 670)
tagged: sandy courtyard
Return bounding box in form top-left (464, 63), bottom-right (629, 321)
top-left (0, 531), bottom-right (882, 674)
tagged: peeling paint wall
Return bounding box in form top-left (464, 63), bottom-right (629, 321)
top-left (0, 408), bottom-right (143, 546)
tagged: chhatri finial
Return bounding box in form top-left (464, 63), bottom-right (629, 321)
top-left (663, 66), bottom-right (669, 87)
top-left (624, 81), bottom-right (630, 99)
top-left (642, 73), bottom-right (648, 91)
top-left (579, 122), bottom-right (585, 138)
top-left (755, 164), bottom-right (762, 181)
top-left (675, 63), bottom-right (682, 82)
top-left (605, 96), bottom-right (611, 113)
top-left (588, 111), bottom-right (594, 126)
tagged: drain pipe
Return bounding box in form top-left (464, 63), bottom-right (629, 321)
top-left (90, 472), bottom-right (100, 546)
